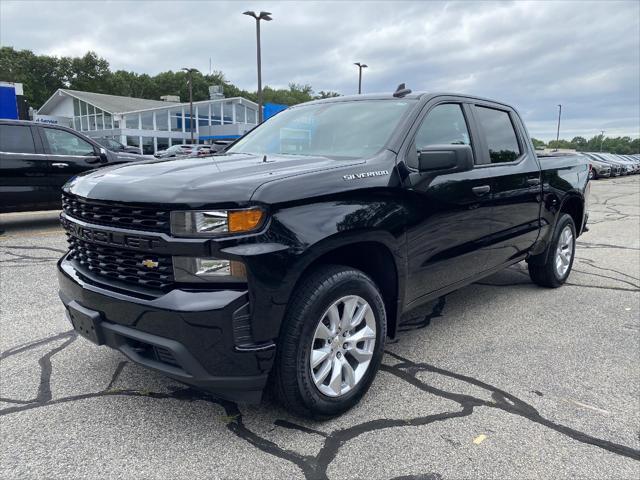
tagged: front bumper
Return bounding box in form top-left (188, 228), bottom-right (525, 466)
top-left (58, 256), bottom-right (275, 403)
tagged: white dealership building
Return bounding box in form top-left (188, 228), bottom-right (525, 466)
top-left (36, 89), bottom-right (259, 154)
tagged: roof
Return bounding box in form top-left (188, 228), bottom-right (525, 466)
top-left (296, 91), bottom-right (515, 110)
top-left (63, 89), bottom-right (171, 113)
top-left (37, 89), bottom-right (259, 116)
top-left (121, 96), bottom-right (258, 114)
top-left (39, 89), bottom-right (172, 115)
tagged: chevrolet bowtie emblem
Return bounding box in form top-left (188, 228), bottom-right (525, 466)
top-left (141, 259), bottom-right (159, 269)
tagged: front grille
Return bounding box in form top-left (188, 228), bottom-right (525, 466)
top-left (67, 236), bottom-right (174, 290)
top-left (62, 193), bottom-right (170, 233)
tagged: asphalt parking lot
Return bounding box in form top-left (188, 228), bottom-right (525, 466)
top-left (1, 176), bottom-right (639, 480)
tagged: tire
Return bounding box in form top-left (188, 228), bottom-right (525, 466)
top-left (273, 265), bottom-right (387, 418)
top-left (528, 213), bottom-right (576, 288)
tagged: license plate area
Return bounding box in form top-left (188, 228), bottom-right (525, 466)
top-left (67, 302), bottom-right (104, 345)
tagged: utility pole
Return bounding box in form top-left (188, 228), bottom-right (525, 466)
top-left (600, 130), bottom-right (605, 152)
top-left (243, 11), bottom-right (273, 123)
top-left (181, 67), bottom-right (198, 144)
top-left (354, 62), bottom-right (368, 94)
top-left (555, 104), bottom-right (562, 148)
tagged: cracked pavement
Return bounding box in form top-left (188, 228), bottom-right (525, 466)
top-left (1, 177), bottom-right (639, 479)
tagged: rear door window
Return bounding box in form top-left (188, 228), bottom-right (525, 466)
top-left (0, 124), bottom-right (36, 153)
top-left (43, 128), bottom-right (95, 156)
top-left (475, 106), bottom-right (521, 163)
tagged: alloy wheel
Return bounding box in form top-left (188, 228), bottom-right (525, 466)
top-left (554, 225), bottom-right (574, 278)
top-left (309, 295), bottom-right (376, 397)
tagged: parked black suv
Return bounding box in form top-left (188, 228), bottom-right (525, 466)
top-left (0, 120), bottom-right (142, 213)
top-left (57, 90), bottom-right (589, 418)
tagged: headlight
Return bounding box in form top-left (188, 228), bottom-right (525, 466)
top-left (171, 208), bottom-right (265, 237)
top-left (173, 257), bottom-right (247, 283)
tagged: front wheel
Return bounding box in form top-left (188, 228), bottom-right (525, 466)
top-left (273, 265), bottom-right (387, 418)
top-left (528, 213), bottom-right (576, 288)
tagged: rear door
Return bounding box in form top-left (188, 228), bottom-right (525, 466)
top-left (39, 126), bottom-right (102, 192)
top-left (404, 100), bottom-right (497, 304)
top-left (0, 123), bottom-right (55, 212)
top-left (471, 103), bottom-right (542, 268)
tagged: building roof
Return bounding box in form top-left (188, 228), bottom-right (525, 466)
top-left (38, 89), bottom-right (259, 117)
top-left (39, 89), bottom-right (173, 115)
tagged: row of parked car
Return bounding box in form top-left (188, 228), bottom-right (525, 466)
top-left (92, 138), bottom-right (234, 159)
top-left (583, 152), bottom-right (640, 179)
top-left (153, 141), bottom-right (233, 159)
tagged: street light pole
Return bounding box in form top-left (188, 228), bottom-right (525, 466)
top-left (555, 104), bottom-right (562, 147)
top-left (181, 67), bottom-right (198, 143)
top-left (243, 11), bottom-right (273, 123)
top-left (600, 130), bottom-right (605, 152)
top-left (354, 62), bottom-right (368, 94)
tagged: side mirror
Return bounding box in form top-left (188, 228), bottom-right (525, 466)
top-left (87, 147), bottom-right (108, 164)
top-left (417, 144), bottom-right (474, 174)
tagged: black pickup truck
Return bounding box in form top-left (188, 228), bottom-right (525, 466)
top-left (57, 89), bottom-right (589, 418)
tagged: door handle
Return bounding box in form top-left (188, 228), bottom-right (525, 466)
top-left (51, 162), bottom-right (69, 168)
top-left (527, 177), bottom-right (541, 186)
top-left (472, 185), bottom-right (491, 196)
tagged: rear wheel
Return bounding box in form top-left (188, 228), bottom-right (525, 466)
top-left (528, 213), bottom-right (576, 288)
top-left (273, 265), bottom-right (386, 418)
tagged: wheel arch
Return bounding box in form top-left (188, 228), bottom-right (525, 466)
top-left (559, 193), bottom-right (585, 236)
top-left (284, 233), bottom-right (404, 340)
top-left (528, 191), bottom-right (585, 266)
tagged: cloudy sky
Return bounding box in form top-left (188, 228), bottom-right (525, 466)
top-left (1, 0), bottom-right (639, 140)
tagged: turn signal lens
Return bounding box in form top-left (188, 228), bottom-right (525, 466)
top-left (228, 209), bottom-right (264, 233)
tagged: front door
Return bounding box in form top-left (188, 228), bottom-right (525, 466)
top-left (40, 126), bottom-right (102, 194)
top-left (404, 102), bottom-right (497, 305)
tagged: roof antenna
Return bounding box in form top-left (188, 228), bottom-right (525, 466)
top-left (393, 83), bottom-right (412, 98)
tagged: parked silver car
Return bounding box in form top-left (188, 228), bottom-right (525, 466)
top-left (154, 144), bottom-right (195, 159)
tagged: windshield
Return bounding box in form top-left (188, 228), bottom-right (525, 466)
top-left (228, 99), bottom-right (415, 159)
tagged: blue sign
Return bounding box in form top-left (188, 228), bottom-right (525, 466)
top-left (0, 85), bottom-right (18, 119)
top-left (264, 103), bottom-right (287, 120)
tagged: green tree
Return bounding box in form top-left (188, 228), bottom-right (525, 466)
top-left (0, 46), bottom-right (67, 106)
top-left (67, 51), bottom-right (112, 93)
top-left (315, 91), bottom-right (341, 99)
top-left (0, 47), bottom-right (340, 109)
top-left (531, 137), bottom-right (546, 149)
top-left (570, 136), bottom-right (587, 150)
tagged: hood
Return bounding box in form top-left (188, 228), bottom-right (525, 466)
top-left (66, 152), bottom-right (363, 207)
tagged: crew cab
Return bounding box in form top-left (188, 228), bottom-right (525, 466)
top-left (57, 89), bottom-right (589, 418)
top-left (0, 120), bottom-right (142, 213)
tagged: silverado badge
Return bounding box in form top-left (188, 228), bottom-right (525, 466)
top-left (343, 170), bottom-right (389, 181)
top-left (141, 259), bottom-right (159, 269)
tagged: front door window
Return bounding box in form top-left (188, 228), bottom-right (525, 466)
top-left (44, 128), bottom-right (95, 156)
